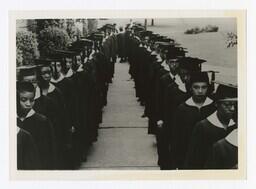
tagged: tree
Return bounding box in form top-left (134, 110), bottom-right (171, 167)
top-left (151, 19), bottom-right (154, 26)
top-left (34, 19), bottom-right (65, 34)
top-left (226, 32), bottom-right (237, 48)
top-left (87, 19), bottom-right (98, 34)
top-left (16, 30), bottom-right (39, 66)
top-left (38, 26), bottom-right (71, 57)
top-left (66, 19), bottom-right (77, 40)
top-left (144, 19), bottom-right (147, 29)
top-left (16, 47), bottom-right (23, 66)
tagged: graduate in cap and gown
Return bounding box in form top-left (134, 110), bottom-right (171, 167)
top-left (155, 47), bottom-right (187, 128)
top-left (184, 82), bottom-right (237, 169)
top-left (17, 127), bottom-right (40, 170)
top-left (136, 31), bottom-right (153, 106)
top-left (70, 50), bottom-right (95, 162)
top-left (165, 57), bottom-right (208, 135)
top-left (50, 50), bottom-right (87, 168)
top-left (204, 128), bottom-right (238, 169)
top-left (17, 81), bottom-right (56, 169)
top-left (117, 26), bottom-right (127, 62)
top-left (36, 58), bottom-right (72, 169)
top-left (49, 51), bottom-right (76, 129)
top-left (17, 65), bottom-right (59, 135)
top-left (155, 56), bottom-right (200, 169)
top-left (154, 47), bottom-right (184, 170)
top-left (145, 41), bottom-right (164, 135)
top-left (170, 71), bottom-right (216, 169)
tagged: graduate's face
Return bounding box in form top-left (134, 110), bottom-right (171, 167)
top-left (51, 62), bottom-right (62, 74)
top-left (76, 55), bottom-right (82, 66)
top-left (160, 50), bottom-right (167, 59)
top-left (217, 100), bottom-right (237, 119)
top-left (40, 66), bottom-right (52, 82)
top-left (65, 58), bottom-right (73, 69)
top-left (19, 91), bottom-right (35, 115)
top-left (154, 45), bottom-right (158, 52)
top-left (22, 75), bottom-right (38, 89)
top-left (167, 59), bottom-right (179, 75)
top-left (191, 82), bottom-right (208, 101)
top-left (179, 69), bottom-right (190, 83)
top-left (144, 36), bottom-right (150, 45)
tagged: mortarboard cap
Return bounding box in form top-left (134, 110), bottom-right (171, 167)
top-left (133, 22), bottom-right (143, 26)
top-left (79, 38), bottom-right (94, 46)
top-left (213, 81), bottom-right (237, 101)
top-left (17, 81), bottom-right (35, 93)
top-left (17, 64), bottom-right (37, 72)
top-left (159, 37), bottom-right (175, 43)
top-left (166, 47), bottom-right (187, 59)
top-left (99, 24), bottom-right (113, 32)
top-left (47, 52), bottom-right (63, 62)
top-left (68, 39), bottom-right (93, 52)
top-left (51, 49), bottom-right (77, 58)
top-left (104, 24), bottom-right (115, 29)
top-left (139, 31), bottom-right (153, 38)
top-left (17, 65), bottom-right (38, 81)
top-left (149, 33), bottom-right (160, 41)
top-left (132, 25), bottom-right (145, 32)
top-left (178, 57), bottom-right (206, 72)
top-left (34, 58), bottom-right (52, 67)
top-left (190, 71), bottom-right (210, 84)
top-left (71, 39), bottom-right (94, 48)
top-left (156, 42), bottom-right (173, 49)
top-left (92, 33), bottom-right (104, 42)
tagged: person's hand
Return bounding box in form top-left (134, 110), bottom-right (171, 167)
top-left (157, 120), bottom-right (163, 128)
top-left (69, 126), bottom-right (76, 133)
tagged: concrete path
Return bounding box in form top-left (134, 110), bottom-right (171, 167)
top-left (80, 61), bottom-right (159, 170)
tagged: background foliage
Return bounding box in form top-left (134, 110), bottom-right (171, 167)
top-left (16, 30), bottom-right (39, 66)
top-left (37, 26), bottom-right (71, 57)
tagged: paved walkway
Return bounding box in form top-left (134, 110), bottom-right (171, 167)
top-left (80, 61), bottom-right (159, 170)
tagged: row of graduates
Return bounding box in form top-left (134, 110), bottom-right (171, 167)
top-left (126, 24), bottom-right (238, 170)
top-left (16, 23), bottom-right (119, 170)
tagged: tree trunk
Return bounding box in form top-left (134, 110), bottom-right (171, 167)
top-left (88, 19), bottom-right (98, 34)
top-left (151, 19), bottom-right (154, 26)
top-left (144, 19), bottom-right (147, 30)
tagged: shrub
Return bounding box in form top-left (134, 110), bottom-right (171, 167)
top-left (185, 25), bottom-right (219, 34)
top-left (226, 32), bottom-right (237, 48)
top-left (16, 30), bottom-right (39, 65)
top-left (16, 48), bottom-right (23, 66)
top-left (38, 26), bottom-right (71, 57)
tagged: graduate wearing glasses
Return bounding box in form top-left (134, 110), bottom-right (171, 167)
top-left (184, 82), bottom-right (237, 169)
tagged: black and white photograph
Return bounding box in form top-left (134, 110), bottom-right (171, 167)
top-left (10, 10), bottom-right (246, 180)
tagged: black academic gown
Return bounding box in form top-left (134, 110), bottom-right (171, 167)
top-left (170, 99), bottom-right (216, 169)
top-left (128, 37), bottom-right (140, 79)
top-left (17, 128), bottom-right (40, 170)
top-left (155, 73), bottom-right (175, 122)
top-left (133, 44), bottom-right (145, 100)
top-left (45, 85), bottom-right (71, 169)
top-left (184, 118), bottom-right (237, 169)
top-left (137, 47), bottom-right (151, 104)
top-left (154, 64), bottom-right (169, 111)
top-left (71, 68), bottom-right (92, 161)
top-left (51, 77), bottom-right (74, 134)
top-left (17, 112), bottom-right (56, 170)
top-left (34, 93), bottom-right (59, 131)
top-left (117, 32), bottom-right (126, 59)
top-left (51, 77), bottom-right (77, 168)
top-left (85, 63), bottom-right (101, 143)
top-left (145, 55), bottom-right (158, 134)
top-left (157, 81), bottom-right (190, 169)
top-left (204, 137), bottom-right (238, 169)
